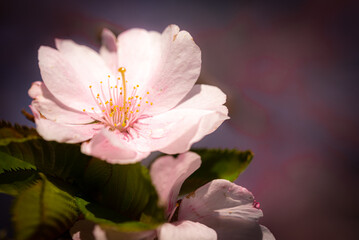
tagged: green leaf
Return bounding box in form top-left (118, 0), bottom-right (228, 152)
top-left (180, 149), bottom-right (253, 195)
top-left (0, 169), bottom-right (39, 196)
top-left (0, 150), bottom-right (36, 174)
top-left (83, 159), bottom-right (164, 222)
top-left (0, 139), bottom-right (91, 183)
top-left (0, 121), bottom-right (39, 146)
top-left (0, 122), bottom-right (38, 173)
top-left (12, 174), bottom-right (79, 240)
top-left (76, 197), bottom-right (160, 233)
top-left (0, 121), bottom-right (91, 182)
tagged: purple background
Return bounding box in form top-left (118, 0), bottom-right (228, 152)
top-left (1, 0), bottom-right (358, 239)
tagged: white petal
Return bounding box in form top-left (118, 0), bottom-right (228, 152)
top-left (150, 152), bottom-right (201, 217)
top-left (157, 221), bottom-right (217, 240)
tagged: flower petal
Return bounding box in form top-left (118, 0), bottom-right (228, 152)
top-left (179, 179), bottom-right (264, 239)
top-left (116, 28), bottom-right (161, 94)
top-left (100, 28), bottom-right (118, 73)
top-left (157, 221), bottom-right (217, 240)
top-left (150, 152), bottom-right (201, 217)
top-left (175, 84), bottom-right (227, 111)
top-left (70, 220), bottom-right (96, 240)
top-left (117, 25), bottom-right (201, 114)
top-left (260, 225), bottom-right (276, 240)
top-left (95, 225), bottom-right (156, 240)
top-left (81, 128), bottom-right (150, 164)
top-left (29, 81), bottom-right (93, 124)
top-left (30, 105), bottom-right (101, 143)
top-left (93, 225), bottom-right (107, 240)
top-left (136, 84), bottom-right (228, 154)
top-left (38, 40), bottom-right (111, 111)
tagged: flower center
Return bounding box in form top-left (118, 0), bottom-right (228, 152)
top-left (82, 67), bottom-right (152, 131)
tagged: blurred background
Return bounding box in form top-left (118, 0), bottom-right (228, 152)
top-left (0, 0), bottom-right (358, 239)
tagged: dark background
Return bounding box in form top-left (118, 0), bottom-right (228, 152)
top-left (1, 0), bottom-right (358, 239)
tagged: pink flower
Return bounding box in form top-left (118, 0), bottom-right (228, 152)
top-left (29, 25), bottom-right (228, 164)
top-left (150, 152), bottom-right (275, 240)
top-left (72, 153), bottom-right (275, 240)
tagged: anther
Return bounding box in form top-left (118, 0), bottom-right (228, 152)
top-left (118, 67), bottom-right (126, 73)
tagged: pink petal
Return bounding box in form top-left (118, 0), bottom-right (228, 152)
top-left (117, 25), bottom-right (201, 114)
top-left (260, 225), bottom-right (276, 240)
top-left (30, 105), bottom-right (101, 144)
top-left (116, 28), bottom-right (161, 96)
top-left (100, 28), bottom-right (118, 73)
top-left (157, 221), bottom-right (217, 240)
top-left (179, 179), bottom-right (264, 239)
top-left (150, 152), bottom-right (201, 217)
top-left (38, 40), bottom-right (110, 111)
top-left (95, 225), bottom-right (156, 240)
top-left (137, 85), bottom-right (228, 154)
top-left (70, 220), bottom-right (96, 240)
top-left (176, 84), bottom-right (227, 111)
top-left (29, 81), bottom-right (93, 124)
top-left (81, 128), bottom-right (150, 164)
top-left (93, 225), bottom-right (108, 240)
top-left (70, 220), bottom-right (156, 240)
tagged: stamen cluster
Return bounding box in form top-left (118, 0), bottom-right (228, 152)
top-left (83, 67), bottom-right (152, 131)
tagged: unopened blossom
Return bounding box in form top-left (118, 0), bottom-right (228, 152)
top-left (71, 152), bottom-right (275, 240)
top-left (29, 25), bottom-right (228, 163)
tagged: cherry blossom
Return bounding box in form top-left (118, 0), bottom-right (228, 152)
top-left (29, 25), bottom-right (228, 163)
top-left (71, 152), bottom-right (275, 240)
top-left (151, 152), bottom-right (275, 240)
